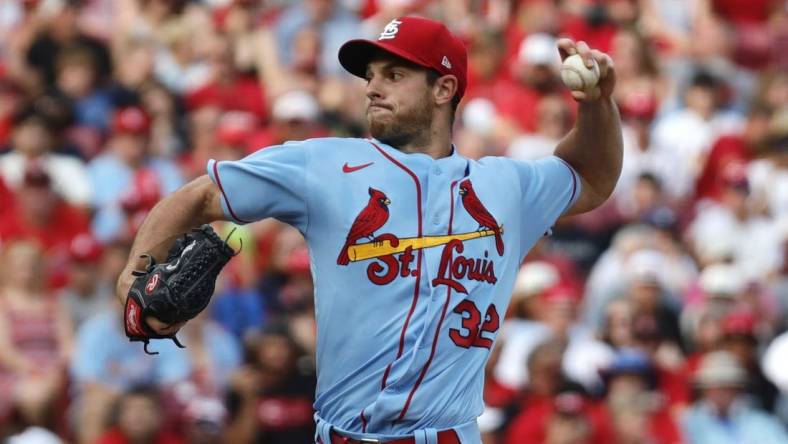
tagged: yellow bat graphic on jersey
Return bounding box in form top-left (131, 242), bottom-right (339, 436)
top-left (346, 226), bottom-right (504, 262)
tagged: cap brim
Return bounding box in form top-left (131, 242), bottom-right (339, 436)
top-left (338, 39), bottom-right (433, 80)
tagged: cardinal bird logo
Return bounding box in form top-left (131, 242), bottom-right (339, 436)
top-left (337, 187), bottom-right (391, 265)
top-left (459, 179), bottom-right (504, 256)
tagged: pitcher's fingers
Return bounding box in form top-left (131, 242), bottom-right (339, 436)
top-left (557, 37), bottom-right (577, 60)
top-left (591, 49), bottom-right (608, 77)
top-left (575, 41), bottom-right (593, 68)
top-left (571, 90), bottom-right (587, 101)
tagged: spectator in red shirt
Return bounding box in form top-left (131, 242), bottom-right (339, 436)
top-left (496, 33), bottom-right (571, 133)
top-left (695, 104), bottom-right (773, 203)
top-left (505, 339), bottom-right (613, 444)
top-left (95, 386), bottom-right (184, 444)
top-left (0, 163), bottom-right (90, 288)
top-left (600, 348), bottom-right (683, 444)
top-left (185, 38), bottom-right (268, 122)
top-left (504, 339), bottom-right (571, 444)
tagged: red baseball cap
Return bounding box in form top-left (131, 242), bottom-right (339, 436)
top-left (722, 310), bottom-right (756, 337)
top-left (113, 106), bottom-right (151, 135)
top-left (338, 16), bottom-right (468, 99)
top-left (216, 111), bottom-right (257, 147)
top-left (69, 233), bottom-right (103, 263)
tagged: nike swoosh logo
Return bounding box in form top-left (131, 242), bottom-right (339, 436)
top-left (342, 162), bottom-right (374, 173)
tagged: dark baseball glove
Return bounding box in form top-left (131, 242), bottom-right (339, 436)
top-left (124, 224), bottom-right (237, 354)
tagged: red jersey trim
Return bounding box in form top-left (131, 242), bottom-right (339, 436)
top-left (367, 141), bottom-right (424, 391)
top-left (212, 161), bottom-right (252, 224)
top-left (360, 408), bottom-right (368, 433)
top-left (398, 179), bottom-right (459, 420)
top-left (555, 157), bottom-right (579, 213)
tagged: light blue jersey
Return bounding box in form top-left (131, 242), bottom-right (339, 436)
top-left (207, 137), bottom-right (580, 443)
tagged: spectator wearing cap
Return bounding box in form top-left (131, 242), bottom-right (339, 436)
top-left (245, 90), bottom-right (326, 152)
top-left (0, 106), bottom-right (92, 206)
top-left (542, 392), bottom-right (595, 444)
top-left (0, 163), bottom-right (91, 287)
top-left (503, 277), bottom-right (615, 394)
top-left (454, 97), bottom-right (504, 160)
top-left (88, 106), bottom-right (183, 242)
top-left (600, 348), bottom-right (683, 444)
top-left (57, 233), bottom-right (114, 328)
top-left (182, 397), bottom-right (227, 444)
top-left (615, 87), bottom-right (689, 201)
top-left (680, 263), bottom-right (746, 350)
top-left (629, 312), bottom-right (691, 414)
top-left (225, 322), bottom-right (316, 444)
top-left (689, 264), bottom-right (746, 310)
top-left (682, 351), bottom-right (788, 444)
top-left (720, 310), bottom-right (778, 411)
top-left (584, 225), bottom-right (658, 328)
top-left (587, 247), bottom-right (684, 345)
top-left (687, 164), bottom-right (783, 279)
top-left (622, 249), bottom-right (683, 348)
top-left (0, 238), bottom-right (72, 431)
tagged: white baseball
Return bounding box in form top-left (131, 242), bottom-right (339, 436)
top-left (560, 54), bottom-right (600, 92)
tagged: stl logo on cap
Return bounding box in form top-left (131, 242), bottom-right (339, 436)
top-left (379, 19), bottom-right (402, 40)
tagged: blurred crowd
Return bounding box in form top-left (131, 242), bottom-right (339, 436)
top-left (0, 0), bottom-right (786, 443)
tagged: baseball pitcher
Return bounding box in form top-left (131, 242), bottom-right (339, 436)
top-left (116, 16), bottom-right (622, 444)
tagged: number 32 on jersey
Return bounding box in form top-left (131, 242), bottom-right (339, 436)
top-left (449, 300), bottom-right (500, 349)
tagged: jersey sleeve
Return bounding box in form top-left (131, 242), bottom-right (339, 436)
top-left (512, 156), bottom-right (581, 252)
top-left (207, 142), bottom-right (308, 232)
